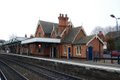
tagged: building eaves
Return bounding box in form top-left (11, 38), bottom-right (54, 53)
top-left (21, 37), bottom-right (61, 44)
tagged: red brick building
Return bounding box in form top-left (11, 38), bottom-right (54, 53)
top-left (3, 14), bottom-right (104, 60)
top-left (20, 14), bottom-right (104, 60)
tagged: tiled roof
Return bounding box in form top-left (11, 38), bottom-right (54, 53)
top-left (38, 20), bottom-right (58, 34)
top-left (61, 27), bottom-right (81, 43)
top-left (74, 35), bottom-right (95, 44)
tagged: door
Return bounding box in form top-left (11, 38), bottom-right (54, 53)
top-left (51, 47), bottom-right (57, 58)
top-left (68, 47), bottom-right (71, 59)
top-left (88, 46), bottom-right (93, 60)
top-left (53, 47), bottom-right (57, 58)
top-left (50, 48), bottom-right (53, 58)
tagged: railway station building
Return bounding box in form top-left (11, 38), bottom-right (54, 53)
top-left (3, 14), bottom-right (105, 60)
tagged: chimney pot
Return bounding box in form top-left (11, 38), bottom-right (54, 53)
top-left (59, 13), bottom-right (61, 17)
top-left (65, 14), bottom-right (67, 17)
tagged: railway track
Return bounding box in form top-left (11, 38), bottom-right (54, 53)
top-left (0, 59), bottom-right (28, 80)
top-left (0, 69), bottom-right (7, 80)
top-left (0, 54), bottom-right (82, 80)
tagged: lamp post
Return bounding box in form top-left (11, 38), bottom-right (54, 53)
top-left (110, 14), bottom-right (120, 31)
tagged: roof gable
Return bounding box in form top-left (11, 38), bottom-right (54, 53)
top-left (35, 24), bottom-right (44, 37)
top-left (74, 35), bottom-right (104, 45)
top-left (35, 20), bottom-right (58, 37)
top-left (50, 25), bottom-right (57, 38)
top-left (86, 35), bottom-right (104, 46)
top-left (61, 27), bottom-right (80, 43)
top-left (74, 35), bottom-right (94, 44)
top-left (73, 27), bottom-right (86, 43)
top-left (39, 20), bottom-right (58, 34)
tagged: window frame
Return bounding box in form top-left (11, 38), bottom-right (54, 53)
top-left (76, 45), bottom-right (81, 55)
top-left (64, 45), bottom-right (67, 55)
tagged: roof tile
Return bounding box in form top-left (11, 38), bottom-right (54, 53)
top-left (61, 27), bottom-right (81, 43)
top-left (39, 20), bottom-right (58, 34)
top-left (74, 35), bottom-right (95, 44)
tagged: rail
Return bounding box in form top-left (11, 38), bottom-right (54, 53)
top-left (0, 59), bottom-right (28, 80)
top-left (0, 69), bottom-right (7, 80)
top-left (0, 54), bottom-right (82, 80)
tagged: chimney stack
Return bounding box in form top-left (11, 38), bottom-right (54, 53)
top-left (58, 13), bottom-right (69, 35)
top-left (58, 13), bottom-right (69, 27)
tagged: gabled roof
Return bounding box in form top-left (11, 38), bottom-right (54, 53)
top-left (74, 35), bottom-right (104, 45)
top-left (50, 24), bottom-right (58, 37)
top-left (97, 31), bottom-right (106, 42)
top-left (38, 20), bottom-right (58, 34)
top-left (74, 35), bottom-right (95, 44)
top-left (61, 27), bottom-right (81, 43)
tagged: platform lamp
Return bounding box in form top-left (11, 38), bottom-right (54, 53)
top-left (38, 44), bottom-right (41, 48)
top-left (110, 14), bottom-right (120, 31)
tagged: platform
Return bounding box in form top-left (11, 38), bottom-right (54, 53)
top-left (1, 53), bottom-right (120, 72)
top-left (1, 53), bottom-right (120, 80)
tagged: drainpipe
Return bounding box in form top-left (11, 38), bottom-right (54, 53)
top-left (99, 40), bottom-right (101, 59)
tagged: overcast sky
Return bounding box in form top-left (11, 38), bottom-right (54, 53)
top-left (0, 0), bottom-right (120, 40)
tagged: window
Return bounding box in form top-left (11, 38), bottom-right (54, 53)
top-left (76, 46), bottom-right (81, 55)
top-left (64, 45), bottom-right (67, 54)
top-left (39, 32), bottom-right (41, 37)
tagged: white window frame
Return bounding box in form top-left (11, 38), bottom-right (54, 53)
top-left (64, 45), bottom-right (67, 54)
top-left (76, 45), bottom-right (81, 55)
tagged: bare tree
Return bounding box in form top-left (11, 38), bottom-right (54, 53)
top-left (91, 26), bottom-right (104, 35)
top-left (104, 26), bottom-right (115, 34)
top-left (91, 26), bottom-right (116, 35)
top-left (9, 34), bottom-right (17, 40)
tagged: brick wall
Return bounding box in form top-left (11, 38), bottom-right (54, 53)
top-left (59, 44), bottom-right (73, 58)
top-left (75, 29), bottom-right (86, 41)
top-left (58, 14), bottom-right (69, 36)
top-left (35, 25), bottom-right (44, 37)
top-left (88, 38), bottom-right (103, 57)
top-left (72, 38), bottom-right (103, 59)
top-left (72, 45), bottom-right (87, 58)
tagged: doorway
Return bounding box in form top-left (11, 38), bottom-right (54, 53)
top-left (68, 47), bottom-right (71, 59)
top-left (88, 46), bottom-right (93, 60)
top-left (51, 47), bottom-right (57, 58)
